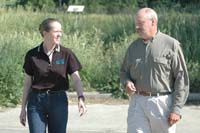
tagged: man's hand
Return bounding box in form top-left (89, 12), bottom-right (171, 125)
top-left (168, 112), bottom-right (181, 126)
top-left (78, 98), bottom-right (87, 117)
top-left (125, 81), bottom-right (136, 95)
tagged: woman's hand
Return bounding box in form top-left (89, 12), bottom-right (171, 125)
top-left (19, 108), bottom-right (26, 126)
top-left (78, 98), bottom-right (87, 117)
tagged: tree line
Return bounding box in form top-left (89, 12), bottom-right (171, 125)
top-left (16, 0), bottom-right (200, 13)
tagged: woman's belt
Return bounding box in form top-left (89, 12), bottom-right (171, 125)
top-left (31, 88), bottom-right (65, 94)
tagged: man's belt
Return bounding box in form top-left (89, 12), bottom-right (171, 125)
top-left (135, 90), bottom-right (172, 96)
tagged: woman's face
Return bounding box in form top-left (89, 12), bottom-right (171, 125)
top-left (43, 21), bottom-right (62, 45)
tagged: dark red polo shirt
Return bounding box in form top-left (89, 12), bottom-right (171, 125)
top-left (23, 43), bottom-right (82, 91)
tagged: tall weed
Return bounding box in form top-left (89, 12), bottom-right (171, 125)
top-left (0, 8), bottom-right (200, 106)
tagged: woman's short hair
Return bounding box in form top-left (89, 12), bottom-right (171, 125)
top-left (39, 18), bottom-right (60, 37)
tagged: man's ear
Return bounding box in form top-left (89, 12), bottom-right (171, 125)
top-left (151, 18), bottom-right (157, 26)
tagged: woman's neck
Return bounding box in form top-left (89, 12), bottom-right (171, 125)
top-left (43, 42), bottom-right (56, 53)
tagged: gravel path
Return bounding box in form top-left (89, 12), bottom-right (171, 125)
top-left (0, 104), bottom-right (200, 133)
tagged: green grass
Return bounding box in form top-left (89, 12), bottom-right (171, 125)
top-left (0, 8), bottom-right (200, 106)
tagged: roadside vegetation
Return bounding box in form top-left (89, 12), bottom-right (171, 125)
top-left (0, 0), bottom-right (200, 106)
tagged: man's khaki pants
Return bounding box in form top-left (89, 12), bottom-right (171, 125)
top-left (127, 94), bottom-right (176, 133)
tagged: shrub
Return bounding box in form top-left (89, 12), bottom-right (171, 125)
top-left (187, 62), bottom-right (200, 92)
top-left (0, 33), bottom-right (27, 106)
top-left (0, 8), bottom-right (200, 106)
top-left (16, 0), bottom-right (55, 11)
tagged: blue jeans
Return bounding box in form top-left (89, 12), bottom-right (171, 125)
top-left (27, 91), bottom-right (68, 133)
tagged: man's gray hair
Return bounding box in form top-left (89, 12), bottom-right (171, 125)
top-left (136, 8), bottom-right (158, 22)
top-left (144, 8), bottom-right (158, 22)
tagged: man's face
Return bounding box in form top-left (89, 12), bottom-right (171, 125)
top-left (44, 21), bottom-right (62, 45)
top-left (135, 16), bottom-right (153, 40)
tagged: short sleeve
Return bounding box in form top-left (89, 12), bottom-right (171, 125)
top-left (23, 53), bottom-right (33, 76)
top-left (67, 51), bottom-right (82, 75)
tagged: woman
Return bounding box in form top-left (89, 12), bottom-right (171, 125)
top-left (19, 18), bottom-right (87, 133)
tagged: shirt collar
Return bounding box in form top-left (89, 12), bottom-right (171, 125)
top-left (142, 30), bottom-right (160, 44)
top-left (55, 44), bottom-right (60, 52)
top-left (37, 42), bottom-right (61, 53)
top-left (152, 30), bottom-right (160, 40)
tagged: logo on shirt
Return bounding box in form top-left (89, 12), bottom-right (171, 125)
top-left (56, 58), bottom-right (65, 64)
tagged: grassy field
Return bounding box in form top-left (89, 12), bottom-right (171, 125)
top-left (0, 7), bottom-right (200, 106)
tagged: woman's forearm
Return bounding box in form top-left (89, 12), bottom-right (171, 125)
top-left (21, 73), bottom-right (32, 110)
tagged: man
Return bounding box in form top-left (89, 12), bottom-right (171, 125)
top-left (120, 8), bottom-right (189, 133)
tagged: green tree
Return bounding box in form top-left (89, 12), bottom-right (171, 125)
top-left (17, 0), bottom-right (55, 10)
top-left (73, 0), bottom-right (137, 14)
